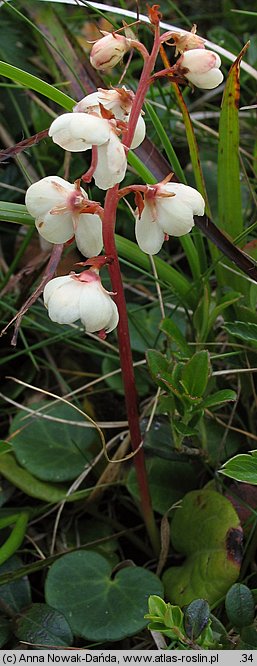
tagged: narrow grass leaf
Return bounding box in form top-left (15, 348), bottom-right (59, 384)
top-left (0, 61), bottom-right (74, 110)
top-left (217, 44), bottom-right (249, 238)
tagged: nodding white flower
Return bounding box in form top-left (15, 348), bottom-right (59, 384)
top-left (43, 270), bottom-right (119, 337)
top-left (48, 110), bottom-right (128, 190)
top-left (176, 49), bottom-right (223, 89)
top-left (48, 113), bottom-right (111, 152)
top-left (90, 32), bottom-right (132, 70)
top-left (135, 182), bottom-right (205, 255)
top-left (74, 87), bottom-right (146, 150)
top-left (25, 176), bottom-right (103, 258)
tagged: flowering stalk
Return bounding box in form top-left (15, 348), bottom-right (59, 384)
top-left (101, 18), bottom-right (163, 556)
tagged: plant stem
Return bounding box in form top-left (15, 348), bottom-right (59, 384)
top-left (102, 25), bottom-right (163, 556)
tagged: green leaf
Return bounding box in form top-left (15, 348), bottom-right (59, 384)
top-left (146, 349), bottom-right (169, 389)
top-left (225, 584), bottom-right (255, 628)
top-left (184, 599), bottom-right (210, 640)
top-left (240, 626), bottom-right (257, 649)
top-left (160, 319), bottom-right (191, 356)
top-left (0, 60), bottom-right (74, 110)
top-left (127, 457), bottom-right (198, 515)
top-left (217, 46), bottom-right (248, 238)
top-left (201, 390), bottom-right (237, 409)
top-left (193, 285), bottom-right (210, 343)
top-left (144, 101), bottom-right (186, 185)
top-left (0, 202), bottom-right (34, 226)
top-left (0, 618), bottom-right (11, 648)
top-left (115, 235), bottom-right (195, 307)
top-left (10, 401), bottom-right (98, 482)
top-left (102, 356), bottom-right (150, 397)
top-left (0, 556), bottom-right (31, 613)
top-left (147, 595), bottom-right (167, 621)
top-left (224, 321), bottom-right (257, 346)
top-left (14, 603), bottom-right (73, 648)
top-left (45, 551), bottom-right (163, 641)
top-left (181, 351), bottom-right (210, 398)
top-left (163, 489), bottom-right (242, 606)
top-left (220, 451), bottom-right (257, 484)
top-left (0, 453), bottom-right (69, 502)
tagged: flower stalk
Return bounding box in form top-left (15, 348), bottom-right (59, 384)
top-left (101, 20), bottom-right (164, 556)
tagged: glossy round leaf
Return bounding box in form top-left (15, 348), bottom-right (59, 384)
top-left (225, 584), bottom-right (255, 628)
top-left (14, 603), bottom-right (73, 648)
top-left (45, 551), bottom-right (163, 641)
top-left (10, 401), bottom-right (98, 482)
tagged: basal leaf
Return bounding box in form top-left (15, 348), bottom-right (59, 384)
top-left (14, 603), bottom-right (73, 648)
top-left (45, 551), bottom-right (163, 641)
top-left (9, 401), bottom-right (99, 482)
top-left (163, 489), bottom-right (242, 606)
top-left (127, 457), bottom-right (198, 515)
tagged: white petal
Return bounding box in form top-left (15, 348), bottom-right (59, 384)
top-left (44, 275), bottom-right (73, 305)
top-left (79, 283), bottom-right (116, 332)
top-left (74, 92), bottom-right (100, 114)
top-left (94, 134), bottom-right (127, 190)
top-left (182, 49), bottom-right (221, 74)
top-left (135, 204), bottom-right (165, 255)
top-left (187, 68), bottom-right (224, 89)
top-left (69, 114), bottom-right (110, 146)
top-left (25, 176), bottom-right (73, 218)
top-left (35, 211), bottom-right (73, 244)
top-left (157, 199), bottom-right (195, 236)
top-left (49, 113), bottom-right (110, 151)
top-left (44, 276), bottom-right (81, 324)
top-left (161, 183), bottom-right (205, 216)
top-left (105, 299), bottom-right (119, 333)
top-left (75, 214), bottom-right (103, 257)
top-left (130, 115), bottom-right (146, 149)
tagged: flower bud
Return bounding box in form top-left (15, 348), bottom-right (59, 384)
top-left (25, 176), bottom-right (103, 257)
top-left (135, 182), bottom-right (205, 255)
top-left (90, 32), bottom-right (131, 70)
top-left (43, 271), bottom-right (119, 336)
top-left (176, 49), bottom-right (223, 89)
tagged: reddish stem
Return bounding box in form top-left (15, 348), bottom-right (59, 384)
top-left (102, 26), bottom-right (162, 555)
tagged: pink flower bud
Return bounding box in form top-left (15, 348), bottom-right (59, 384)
top-left (90, 32), bottom-right (131, 70)
top-left (43, 271), bottom-right (119, 335)
top-left (176, 49), bottom-right (223, 89)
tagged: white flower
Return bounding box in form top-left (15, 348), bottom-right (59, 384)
top-left (48, 113), bottom-right (111, 152)
top-left (48, 110), bottom-right (128, 190)
top-left (94, 132), bottom-right (127, 190)
top-left (135, 182), bottom-right (205, 255)
top-left (74, 87), bottom-right (146, 150)
top-left (90, 32), bottom-right (132, 70)
top-left (25, 176), bottom-right (103, 257)
top-left (43, 270), bottom-right (119, 336)
top-left (176, 49), bottom-right (223, 89)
